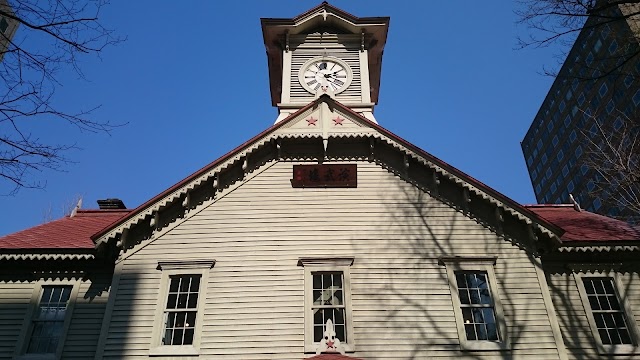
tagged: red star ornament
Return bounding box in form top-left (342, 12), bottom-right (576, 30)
top-left (333, 117), bottom-right (345, 126)
top-left (306, 117), bottom-right (318, 126)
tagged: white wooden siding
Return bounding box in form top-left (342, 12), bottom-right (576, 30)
top-left (61, 278), bottom-right (112, 359)
top-left (548, 271), bottom-right (640, 359)
top-left (100, 161), bottom-right (561, 359)
top-left (0, 281), bottom-right (32, 359)
top-left (0, 277), bottom-right (110, 359)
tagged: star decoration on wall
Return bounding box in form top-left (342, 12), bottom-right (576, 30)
top-left (333, 117), bottom-right (345, 126)
top-left (306, 117), bottom-right (318, 126)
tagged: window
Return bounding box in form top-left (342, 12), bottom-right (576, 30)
top-left (312, 272), bottom-right (347, 342)
top-left (594, 39), bottom-right (602, 52)
top-left (162, 275), bottom-right (200, 346)
top-left (299, 257), bottom-right (354, 353)
top-left (633, 89), bottom-right (640, 106)
top-left (28, 286), bottom-right (72, 353)
top-left (593, 198), bottom-right (602, 210)
top-left (15, 283), bottom-right (78, 359)
top-left (576, 275), bottom-right (640, 354)
top-left (150, 260), bottom-right (214, 356)
top-left (0, 17), bottom-right (8, 34)
top-left (440, 257), bottom-right (509, 351)
top-left (614, 117), bottom-right (623, 130)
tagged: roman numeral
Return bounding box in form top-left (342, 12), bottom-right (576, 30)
top-left (307, 79), bottom-right (317, 86)
top-left (335, 74), bottom-right (346, 78)
top-left (333, 79), bottom-right (344, 86)
top-left (314, 83), bottom-right (321, 90)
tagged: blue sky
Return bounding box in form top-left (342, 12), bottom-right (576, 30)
top-left (0, 1), bottom-right (562, 236)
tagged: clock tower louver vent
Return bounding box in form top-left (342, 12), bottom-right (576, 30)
top-left (261, 2), bottom-right (389, 124)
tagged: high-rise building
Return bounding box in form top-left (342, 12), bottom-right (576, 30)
top-left (0, 0), bottom-right (19, 62)
top-left (522, 3), bottom-right (640, 222)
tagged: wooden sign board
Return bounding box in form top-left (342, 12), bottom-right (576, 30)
top-left (291, 164), bottom-right (357, 188)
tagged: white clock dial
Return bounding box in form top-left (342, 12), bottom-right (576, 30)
top-left (299, 57), bottom-right (353, 94)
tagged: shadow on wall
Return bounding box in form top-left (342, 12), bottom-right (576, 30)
top-left (350, 177), bottom-right (556, 360)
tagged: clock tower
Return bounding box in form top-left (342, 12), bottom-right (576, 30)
top-left (262, 2), bottom-right (389, 124)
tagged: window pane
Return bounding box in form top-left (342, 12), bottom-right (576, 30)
top-left (332, 290), bottom-right (343, 306)
top-left (166, 294), bottom-right (177, 309)
top-left (314, 325), bottom-right (323, 342)
top-left (486, 323), bottom-right (499, 341)
top-left (169, 278), bottom-right (180, 292)
top-left (465, 324), bottom-right (476, 340)
top-left (183, 329), bottom-right (194, 345)
top-left (583, 278), bottom-right (633, 345)
top-left (475, 324), bottom-right (488, 340)
top-left (333, 274), bottom-right (342, 288)
top-left (190, 277), bottom-right (200, 292)
top-left (322, 274), bottom-right (332, 289)
top-left (179, 277), bottom-right (190, 292)
top-left (479, 288), bottom-right (491, 305)
top-left (172, 329), bottom-right (184, 345)
top-left (335, 324), bottom-right (346, 342)
top-left (187, 293), bottom-right (198, 308)
top-left (177, 294), bottom-right (188, 309)
top-left (459, 289), bottom-right (470, 304)
top-left (583, 279), bottom-right (595, 294)
top-left (462, 308), bottom-right (473, 324)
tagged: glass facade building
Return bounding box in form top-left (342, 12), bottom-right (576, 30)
top-left (522, 4), bottom-right (640, 222)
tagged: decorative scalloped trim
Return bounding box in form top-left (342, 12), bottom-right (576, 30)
top-left (558, 245), bottom-right (640, 253)
top-left (0, 253), bottom-right (94, 261)
top-left (96, 130), bottom-right (561, 248)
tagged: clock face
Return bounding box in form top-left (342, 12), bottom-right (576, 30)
top-left (299, 57), bottom-right (352, 94)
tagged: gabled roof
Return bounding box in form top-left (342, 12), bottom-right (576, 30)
top-left (91, 95), bottom-right (563, 255)
top-left (525, 204), bottom-right (640, 242)
top-left (0, 209), bottom-right (129, 251)
top-left (261, 2), bottom-right (389, 105)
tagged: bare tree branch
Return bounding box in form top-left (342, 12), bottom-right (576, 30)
top-left (516, 0), bottom-right (640, 79)
top-left (0, 0), bottom-right (124, 194)
top-left (580, 109), bottom-right (640, 222)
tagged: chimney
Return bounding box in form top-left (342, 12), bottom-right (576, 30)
top-left (97, 198), bottom-right (127, 210)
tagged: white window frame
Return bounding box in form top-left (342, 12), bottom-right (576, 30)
top-left (14, 280), bottom-right (80, 360)
top-left (574, 272), bottom-right (640, 355)
top-left (299, 257), bottom-right (355, 354)
top-left (440, 256), bottom-right (510, 351)
top-left (149, 260), bottom-right (215, 357)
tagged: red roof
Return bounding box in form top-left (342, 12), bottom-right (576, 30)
top-left (525, 204), bottom-right (640, 242)
top-left (305, 355), bottom-right (363, 360)
top-left (0, 209), bottom-right (129, 250)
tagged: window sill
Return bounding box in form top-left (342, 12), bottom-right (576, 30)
top-left (599, 344), bottom-right (640, 355)
top-left (460, 340), bottom-right (510, 351)
top-left (149, 345), bottom-right (199, 357)
top-left (304, 344), bottom-right (355, 354)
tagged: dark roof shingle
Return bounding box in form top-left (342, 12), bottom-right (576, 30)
top-left (0, 209), bottom-right (129, 250)
top-left (525, 204), bottom-right (640, 242)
